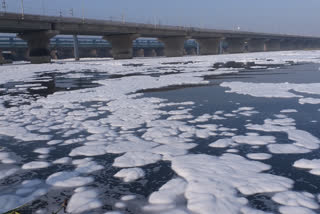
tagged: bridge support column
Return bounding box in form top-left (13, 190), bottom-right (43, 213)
top-left (158, 36), bottom-right (187, 57)
top-left (305, 40), bottom-right (320, 50)
top-left (280, 40), bottom-right (297, 51)
top-left (73, 35), bottom-right (80, 61)
top-left (315, 41), bottom-right (320, 50)
top-left (225, 38), bottom-right (246, 53)
top-left (103, 34), bottom-right (139, 59)
top-left (18, 30), bottom-right (59, 64)
top-left (265, 39), bottom-right (281, 51)
top-left (195, 37), bottom-right (222, 55)
top-left (295, 40), bottom-right (307, 50)
top-left (247, 38), bottom-right (266, 52)
top-left (134, 48), bottom-right (144, 57)
top-left (0, 51), bottom-right (4, 65)
top-left (144, 49), bottom-right (157, 57)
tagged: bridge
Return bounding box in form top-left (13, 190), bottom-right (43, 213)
top-left (1, 12), bottom-right (320, 63)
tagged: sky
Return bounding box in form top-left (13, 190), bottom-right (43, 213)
top-left (1, 0), bottom-right (320, 36)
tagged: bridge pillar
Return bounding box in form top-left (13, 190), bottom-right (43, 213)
top-left (295, 40), bottom-right (307, 50)
top-left (225, 38), bottom-right (246, 53)
top-left (315, 41), bottom-right (320, 50)
top-left (158, 36), bottom-right (187, 57)
top-left (18, 30), bottom-right (59, 64)
top-left (134, 48), bottom-right (144, 57)
top-left (73, 35), bottom-right (80, 61)
top-left (265, 39), bottom-right (281, 51)
top-left (103, 34), bottom-right (139, 59)
top-left (247, 38), bottom-right (266, 52)
top-left (280, 40), bottom-right (297, 51)
top-left (195, 37), bottom-right (222, 55)
top-left (0, 51), bottom-right (4, 65)
top-left (305, 40), bottom-right (320, 50)
top-left (144, 49), bottom-right (157, 57)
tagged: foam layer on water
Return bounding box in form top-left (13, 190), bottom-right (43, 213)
top-left (1, 51), bottom-right (320, 213)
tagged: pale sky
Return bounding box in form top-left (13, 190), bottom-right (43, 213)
top-left (2, 0), bottom-right (320, 36)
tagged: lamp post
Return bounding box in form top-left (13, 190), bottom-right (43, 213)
top-left (42, 0), bottom-right (45, 15)
top-left (81, 0), bottom-right (84, 23)
top-left (21, 0), bottom-right (24, 19)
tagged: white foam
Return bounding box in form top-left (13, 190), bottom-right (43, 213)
top-left (115, 202), bottom-right (126, 208)
top-left (246, 153), bottom-right (272, 160)
top-left (0, 152), bottom-right (16, 164)
top-left (105, 138), bottom-right (158, 154)
top-left (221, 82), bottom-right (320, 101)
top-left (114, 168), bottom-right (145, 182)
top-left (73, 159), bottom-right (104, 174)
top-left (151, 145), bottom-right (188, 158)
top-left (46, 171), bottom-right (94, 187)
top-left (22, 161), bottom-right (50, 169)
top-left (0, 167), bottom-right (19, 180)
top-left (67, 189), bottom-right (102, 213)
top-left (272, 191), bottom-right (319, 210)
top-left (299, 98), bottom-right (320, 105)
top-left (47, 140), bottom-right (63, 145)
top-left (232, 134), bottom-right (276, 145)
top-left (268, 144), bottom-right (311, 154)
top-left (149, 178), bottom-right (187, 205)
top-left (53, 157), bottom-right (72, 164)
top-left (69, 145), bottom-right (108, 157)
top-left (287, 129), bottom-right (320, 150)
top-left (279, 206), bottom-right (316, 214)
top-left (280, 109), bottom-right (298, 113)
top-left (121, 195), bottom-right (136, 201)
top-left (113, 152), bottom-right (161, 168)
top-left (104, 212), bottom-right (123, 214)
top-left (293, 159), bottom-right (320, 176)
top-left (247, 117), bottom-right (320, 154)
top-left (33, 148), bottom-right (50, 154)
top-left (169, 153), bottom-right (293, 214)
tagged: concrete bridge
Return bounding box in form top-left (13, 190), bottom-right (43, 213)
top-left (1, 12), bottom-right (320, 63)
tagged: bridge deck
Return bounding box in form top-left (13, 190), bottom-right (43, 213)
top-left (0, 12), bottom-right (319, 41)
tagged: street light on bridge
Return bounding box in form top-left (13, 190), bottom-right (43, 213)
top-left (21, 0), bottom-right (24, 19)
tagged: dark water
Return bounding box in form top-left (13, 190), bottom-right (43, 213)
top-left (143, 63), bottom-right (320, 213)
top-left (1, 62), bottom-right (320, 213)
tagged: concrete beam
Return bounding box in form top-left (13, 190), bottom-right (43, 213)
top-left (247, 38), bottom-right (266, 52)
top-left (158, 36), bottom-right (187, 57)
top-left (18, 30), bottom-right (59, 64)
top-left (225, 38), bottom-right (246, 53)
top-left (103, 34), bottom-right (139, 59)
top-left (265, 39), bottom-right (281, 52)
top-left (195, 37), bottom-right (222, 55)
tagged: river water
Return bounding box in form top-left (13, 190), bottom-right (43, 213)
top-left (0, 52), bottom-right (320, 214)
